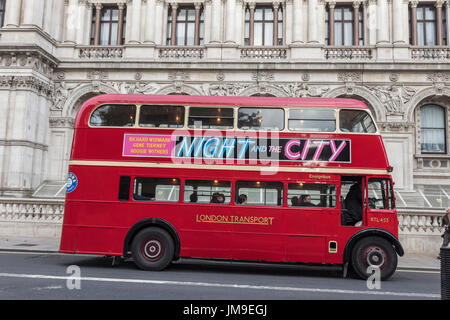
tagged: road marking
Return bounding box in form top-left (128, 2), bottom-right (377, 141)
top-left (0, 272), bottom-right (440, 299)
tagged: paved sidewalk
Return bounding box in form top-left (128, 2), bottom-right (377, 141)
top-left (0, 236), bottom-right (441, 271)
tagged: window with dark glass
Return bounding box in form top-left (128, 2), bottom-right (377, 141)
top-left (133, 177), bottom-right (180, 202)
top-left (367, 178), bottom-right (395, 210)
top-left (339, 110), bottom-right (376, 133)
top-left (167, 4), bottom-right (204, 45)
top-left (287, 183), bottom-right (336, 208)
top-left (244, 5), bottom-right (283, 46)
top-left (91, 5), bottom-right (126, 45)
top-left (326, 4), bottom-right (363, 45)
top-left (0, 0), bottom-right (5, 27)
top-left (188, 107), bottom-right (234, 129)
top-left (184, 180), bottom-right (231, 204)
top-left (139, 105), bottom-right (185, 128)
top-left (90, 104), bottom-right (136, 127)
top-left (236, 181), bottom-right (283, 206)
top-left (238, 108), bottom-right (284, 130)
top-left (288, 109), bottom-right (336, 132)
top-left (420, 104), bottom-right (446, 153)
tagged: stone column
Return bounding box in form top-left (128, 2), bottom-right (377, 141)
top-left (392, 0), bottom-right (406, 43)
top-left (170, 3), bottom-right (178, 45)
top-left (436, 0), bottom-right (444, 45)
top-left (64, 0), bottom-right (79, 43)
top-left (328, 1), bottom-right (336, 45)
top-left (51, 0), bottom-right (65, 41)
top-left (4, 0), bottom-right (22, 27)
top-left (76, 0), bottom-right (88, 45)
top-left (248, 2), bottom-right (255, 46)
top-left (225, 0), bottom-right (235, 43)
top-left (292, 0), bottom-right (304, 43)
top-left (234, 0), bottom-right (244, 44)
top-left (307, 0), bottom-right (319, 43)
top-left (366, 0), bottom-right (377, 45)
top-left (117, 3), bottom-right (125, 45)
top-left (154, 0), bottom-right (164, 45)
top-left (194, 2), bottom-right (202, 45)
top-left (273, 1), bottom-right (280, 45)
top-left (23, 0), bottom-right (44, 27)
top-left (210, 0), bottom-right (222, 43)
top-left (129, 0), bottom-right (142, 43)
top-left (93, 3), bottom-right (102, 45)
top-left (144, 0), bottom-right (156, 43)
top-left (410, 0), bottom-right (418, 45)
top-left (376, 0), bottom-right (389, 44)
top-left (353, 1), bottom-right (360, 45)
top-left (446, 1), bottom-right (450, 45)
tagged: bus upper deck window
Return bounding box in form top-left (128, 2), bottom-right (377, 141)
top-left (139, 105), bottom-right (185, 128)
top-left (288, 109), bottom-right (336, 132)
top-left (238, 108), bottom-right (284, 130)
top-left (339, 110), bottom-right (376, 133)
top-left (188, 107), bottom-right (234, 129)
top-left (90, 104), bottom-right (136, 127)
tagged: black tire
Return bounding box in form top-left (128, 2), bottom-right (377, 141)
top-left (131, 227), bottom-right (175, 271)
top-left (350, 236), bottom-right (397, 280)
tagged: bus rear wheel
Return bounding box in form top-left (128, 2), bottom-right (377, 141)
top-left (350, 236), bottom-right (397, 280)
top-left (131, 227), bottom-right (174, 271)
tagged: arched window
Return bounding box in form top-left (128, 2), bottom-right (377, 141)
top-left (420, 104), bottom-right (446, 153)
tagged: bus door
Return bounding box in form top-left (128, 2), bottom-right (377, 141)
top-left (340, 176), bottom-right (366, 227)
top-left (365, 176), bottom-right (397, 232)
top-left (284, 179), bottom-right (339, 263)
top-left (232, 181), bottom-right (285, 262)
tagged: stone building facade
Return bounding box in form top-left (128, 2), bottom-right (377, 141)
top-left (0, 0), bottom-right (449, 215)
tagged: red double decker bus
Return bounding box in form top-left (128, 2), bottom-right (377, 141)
top-left (60, 94), bottom-right (404, 280)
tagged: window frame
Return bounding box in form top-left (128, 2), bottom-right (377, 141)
top-left (91, 5), bottom-right (126, 46)
top-left (167, 4), bottom-right (204, 46)
top-left (132, 177), bottom-right (181, 203)
top-left (419, 104), bottom-right (447, 154)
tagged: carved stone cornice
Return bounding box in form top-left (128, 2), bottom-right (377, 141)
top-left (0, 47), bottom-right (58, 79)
top-left (0, 75), bottom-right (53, 98)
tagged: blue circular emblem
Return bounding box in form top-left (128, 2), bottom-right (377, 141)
top-left (66, 173), bottom-right (78, 193)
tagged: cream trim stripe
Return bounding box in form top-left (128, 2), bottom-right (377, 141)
top-left (69, 160), bottom-right (388, 175)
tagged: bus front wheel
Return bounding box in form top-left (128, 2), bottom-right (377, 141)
top-left (131, 227), bottom-right (175, 271)
top-left (350, 236), bottom-right (397, 280)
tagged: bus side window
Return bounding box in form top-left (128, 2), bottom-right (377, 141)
top-left (287, 183), bottom-right (336, 207)
top-left (184, 180), bottom-right (231, 204)
top-left (236, 181), bottom-right (283, 206)
top-left (238, 108), bottom-right (284, 131)
top-left (139, 105), bottom-right (185, 128)
top-left (133, 177), bottom-right (180, 202)
top-left (90, 104), bottom-right (136, 127)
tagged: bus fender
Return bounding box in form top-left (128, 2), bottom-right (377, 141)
top-left (123, 218), bottom-right (181, 260)
top-left (342, 228), bottom-right (404, 266)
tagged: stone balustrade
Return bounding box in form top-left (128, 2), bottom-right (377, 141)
top-left (323, 46), bottom-right (373, 60)
top-left (0, 198), bottom-right (64, 237)
top-left (411, 46), bottom-right (450, 60)
top-left (158, 46), bottom-right (204, 59)
top-left (240, 47), bottom-right (288, 59)
top-left (78, 46), bottom-right (124, 59)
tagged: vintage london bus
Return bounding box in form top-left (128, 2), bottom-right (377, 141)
top-left (59, 94), bottom-right (404, 280)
